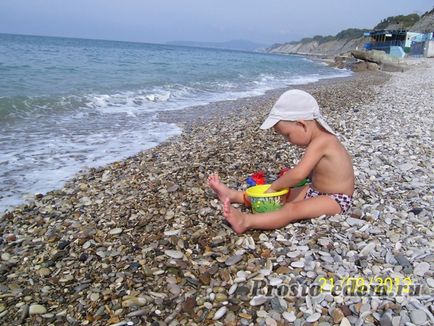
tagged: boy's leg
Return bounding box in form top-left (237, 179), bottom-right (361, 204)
top-left (285, 185), bottom-right (309, 203)
top-left (208, 175), bottom-right (244, 204)
top-left (222, 196), bottom-right (341, 234)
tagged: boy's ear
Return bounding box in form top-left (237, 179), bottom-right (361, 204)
top-left (295, 120), bottom-right (308, 131)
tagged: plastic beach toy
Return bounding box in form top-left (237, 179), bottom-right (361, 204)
top-left (293, 178), bottom-right (309, 188)
top-left (246, 171), bottom-right (267, 187)
top-left (246, 169), bottom-right (309, 188)
top-left (245, 184), bottom-right (289, 214)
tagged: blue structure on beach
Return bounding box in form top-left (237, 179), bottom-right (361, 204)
top-left (364, 30), bottom-right (433, 57)
top-left (364, 30), bottom-right (407, 53)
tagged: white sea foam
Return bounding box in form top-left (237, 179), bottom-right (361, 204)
top-left (79, 69), bottom-right (351, 119)
top-left (0, 115), bottom-right (181, 212)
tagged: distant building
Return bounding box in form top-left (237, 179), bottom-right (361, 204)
top-left (364, 30), bottom-right (433, 57)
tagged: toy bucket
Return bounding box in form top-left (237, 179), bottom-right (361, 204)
top-left (245, 184), bottom-right (289, 214)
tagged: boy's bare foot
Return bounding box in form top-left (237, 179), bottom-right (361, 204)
top-left (222, 198), bottom-right (249, 234)
top-left (208, 174), bottom-right (233, 202)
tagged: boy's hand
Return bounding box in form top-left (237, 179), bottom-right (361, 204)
top-left (265, 186), bottom-right (276, 194)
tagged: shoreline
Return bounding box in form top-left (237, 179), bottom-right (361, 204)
top-left (156, 72), bottom-right (357, 129)
top-left (1, 61), bottom-right (433, 325)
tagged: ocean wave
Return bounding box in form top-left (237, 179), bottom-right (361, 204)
top-left (0, 66), bottom-right (352, 123)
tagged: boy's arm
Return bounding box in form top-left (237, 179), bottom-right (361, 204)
top-left (268, 138), bottom-right (326, 191)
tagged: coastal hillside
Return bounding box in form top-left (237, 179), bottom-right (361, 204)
top-left (267, 34), bottom-right (366, 57)
top-left (267, 10), bottom-right (433, 56)
top-left (409, 8), bottom-right (434, 33)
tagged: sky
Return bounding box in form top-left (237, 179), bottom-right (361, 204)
top-left (0, 0), bottom-right (433, 45)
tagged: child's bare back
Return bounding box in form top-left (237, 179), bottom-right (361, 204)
top-left (305, 132), bottom-right (354, 196)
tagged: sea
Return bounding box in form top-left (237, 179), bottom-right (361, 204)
top-left (0, 33), bottom-right (351, 212)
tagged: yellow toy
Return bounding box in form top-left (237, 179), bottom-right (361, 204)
top-left (245, 185), bottom-right (289, 213)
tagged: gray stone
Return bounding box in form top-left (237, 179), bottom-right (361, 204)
top-left (282, 311), bottom-right (296, 322)
top-left (250, 295), bottom-right (268, 306)
top-left (213, 306), bottom-right (227, 320)
top-left (109, 228), bottom-right (122, 235)
top-left (29, 304), bottom-right (47, 315)
top-left (410, 310), bottom-right (427, 325)
top-left (413, 262), bottom-right (430, 276)
top-left (306, 312), bottom-right (321, 322)
top-left (346, 217), bottom-right (366, 226)
top-left (225, 254), bottom-right (243, 266)
top-left (340, 317), bottom-right (351, 326)
top-left (164, 250), bottom-right (183, 259)
top-left (380, 312), bottom-right (392, 326)
top-left (360, 242), bottom-right (376, 256)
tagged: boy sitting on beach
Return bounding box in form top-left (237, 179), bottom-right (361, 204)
top-left (208, 89), bottom-right (354, 234)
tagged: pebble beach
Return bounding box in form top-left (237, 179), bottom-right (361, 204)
top-left (0, 59), bottom-right (433, 326)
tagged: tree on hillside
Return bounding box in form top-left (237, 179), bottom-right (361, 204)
top-left (335, 28), bottom-right (370, 39)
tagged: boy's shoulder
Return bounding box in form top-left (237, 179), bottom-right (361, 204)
top-left (310, 132), bottom-right (339, 148)
top-left (306, 133), bottom-right (345, 158)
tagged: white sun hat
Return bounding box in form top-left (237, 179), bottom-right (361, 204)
top-left (260, 89), bottom-right (336, 135)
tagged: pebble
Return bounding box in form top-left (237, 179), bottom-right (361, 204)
top-left (413, 262), bottom-right (430, 276)
top-left (164, 229), bottom-right (180, 236)
top-left (268, 277), bottom-right (282, 286)
top-left (391, 316), bottom-right (401, 326)
top-left (126, 309), bottom-right (147, 317)
top-left (5, 234), bottom-right (16, 242)
top-left (307, 312), bottom-right (321, 322)
top-left (255, 310), bottom-right (267, 318)
top-left (282, 311), bottom-right (296, 323)
top-left (121, 297), bottom-right (147, 307)
top-left (239, 312), bottom-right (252, 320)
top-left (360, 242), bottom-right (376, 256)
top-left (332, 308), bottom-right (344, 323)
top-left (182, 297), bottom-right (196, 314)
top-left (225, 254), bottom-right (243, 266)
top-left (213, 306), bottom-right (227, 320)
top-left (29, 304), bottom-right (47, 315)
top-left (215, 293), bottom-right (227, 302)
top-left (1, 253), bottom-right (10, 261)
top-left (380, 312), bottom-right (393, 326)
top-left (340, 317), bottom-right (351, 326)
top-left (109, 228), bottom-right (123, 235)
top-left (346, 217), bottom-right (366, 226)
top-left (409, 310), bottom-right (427, 325)
top-left (37, 267), bottom-right (51, 277)
top-left (276, 266), bottom-right (290, 274)
top-left (249, 296), bottom-right (268, 306)
top-left (164, 250), bottom-right (184, 259)
top-left (90, 293), bottom-right (100, 302)
top-left (228, 283), bottom-right (238, 295)
top-left (290, 260), bottom-right (304, 268)
top-left (395, 254), bottom-right (412, 267)
top-left (57, 240), bottom-right (70, 250)
top-left (286, 250), bottom-right (301, 258)
top-left (265, 317), bottom-right (277, 326)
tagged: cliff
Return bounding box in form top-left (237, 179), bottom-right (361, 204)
top-left (409, 8), bottom-right (434, 33)
top-left (267, 37), bottom-right (366, 57)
